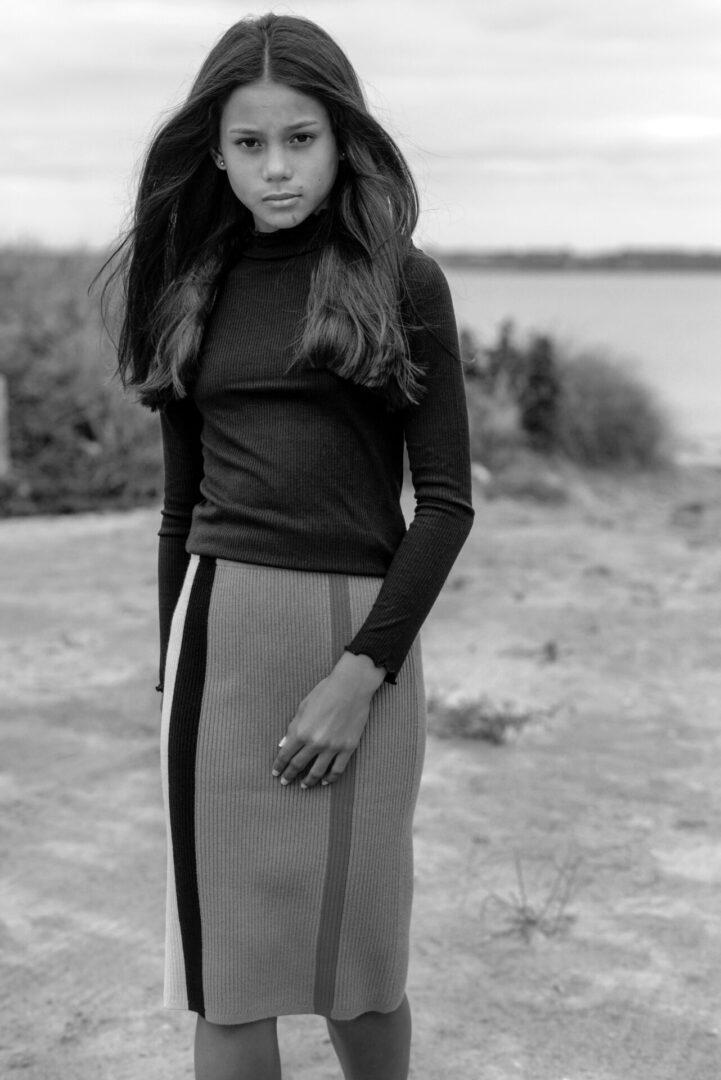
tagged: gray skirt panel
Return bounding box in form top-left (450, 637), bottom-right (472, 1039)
top-left (160, 554), bottom-right (426, 1024)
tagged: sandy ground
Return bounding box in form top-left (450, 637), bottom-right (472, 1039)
top-left (1, 462), bottom-right (721, 1079)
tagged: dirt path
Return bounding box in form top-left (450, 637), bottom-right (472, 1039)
top-left (1, 464), bottom-right (720, 1079)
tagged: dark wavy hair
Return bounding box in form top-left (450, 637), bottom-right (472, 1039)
top-left (102, 13), bottom-right (423, 410)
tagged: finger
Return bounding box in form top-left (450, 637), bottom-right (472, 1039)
top-left (271, 735), bottom-right (304, 777)
top-left (320, 750), bottom-right (353, 786)
top-left (277, 745), bottom-right (318, 786)
top-left (299, 751), bottom-right (335, 790)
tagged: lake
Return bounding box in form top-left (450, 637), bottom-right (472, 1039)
top-left (439, 266), bottom-right (721, 453)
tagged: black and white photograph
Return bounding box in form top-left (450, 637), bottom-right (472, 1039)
top-left (1, 2), bottom-right (720, 1077)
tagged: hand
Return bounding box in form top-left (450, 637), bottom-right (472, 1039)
top-left (272, 652), bottom-right (386, 789)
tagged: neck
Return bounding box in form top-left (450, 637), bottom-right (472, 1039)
top-left (243, 210), bottom-right (331, 261)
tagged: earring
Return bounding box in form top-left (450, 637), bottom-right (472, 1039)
top-left (217, 157), bottom-right (225, 168)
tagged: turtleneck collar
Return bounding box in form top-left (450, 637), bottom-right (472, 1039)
top-left (242, 209), bottom-right (331, 261)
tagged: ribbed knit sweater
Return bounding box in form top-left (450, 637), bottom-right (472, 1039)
top-left (158, 212), bottom-right (474, 685)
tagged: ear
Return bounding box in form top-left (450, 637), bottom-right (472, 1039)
top-left (211, 149), bottom-right (226, 170)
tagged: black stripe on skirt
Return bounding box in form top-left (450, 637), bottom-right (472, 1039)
top-left (166, 555), bottom-right (216, 1016)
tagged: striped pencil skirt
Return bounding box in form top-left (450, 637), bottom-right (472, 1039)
top-left (160, 554), bottom-right (426, 1024)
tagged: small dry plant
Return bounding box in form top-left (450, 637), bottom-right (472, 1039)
top-left (481, 849), bottom-right (581, 942)
top-left (426, 692), bottom-right (533, 745)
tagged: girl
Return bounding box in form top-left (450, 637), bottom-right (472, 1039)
top-left (110, 13), bottom-right (473, 1080)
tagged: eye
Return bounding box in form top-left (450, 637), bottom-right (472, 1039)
top-left (290, 133), bottom-right (314, 145)
top-left (234, 137), bottom-right (261, 149)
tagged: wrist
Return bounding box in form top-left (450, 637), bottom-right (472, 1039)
top-left (335, 650), bottom-right (387, 693)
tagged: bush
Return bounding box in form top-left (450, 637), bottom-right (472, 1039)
top-left (426, 691), bottom-right (533, 744)
top-left (0, 248), bottom-right (162, 515)
top-left (461, 321), bottom-right (673, 470)
top-left (553, 347), bottom-right (671, 468)
top-left (464, 379), bottom-right (527, 468)
top-left (460, 320), bottom-right (528, 468)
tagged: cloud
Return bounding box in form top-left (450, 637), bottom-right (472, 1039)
top-left (2, 0), bottom-right (720, 246)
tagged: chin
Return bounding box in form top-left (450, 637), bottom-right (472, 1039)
top-left (257, 210), bottom-right (307, 232)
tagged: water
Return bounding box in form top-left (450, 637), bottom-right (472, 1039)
top-left (440, 266), bottom-right (721, 454)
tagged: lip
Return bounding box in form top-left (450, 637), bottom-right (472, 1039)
top-left (262, 193), bottom-right (301, 202)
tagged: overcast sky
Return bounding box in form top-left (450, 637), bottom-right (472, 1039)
top-left (3, 0), bottom-right (721, 250)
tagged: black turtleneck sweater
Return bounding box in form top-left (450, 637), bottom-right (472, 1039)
top-left (157, 213), bottom-right (474, 685)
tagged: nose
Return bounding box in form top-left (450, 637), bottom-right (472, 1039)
top-left (262, 143), bottom-right (292, 182)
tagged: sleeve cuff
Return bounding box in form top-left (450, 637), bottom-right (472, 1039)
top-left (343, 645), bottom-right (398, 685)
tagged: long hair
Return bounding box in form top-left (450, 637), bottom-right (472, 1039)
top-left (102, 13), bottom-right (423, 410)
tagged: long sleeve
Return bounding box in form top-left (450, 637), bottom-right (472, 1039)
top-left (345, 252), bottom-right (475, 681)
top-left (157, 396), bottom-right (204, 689)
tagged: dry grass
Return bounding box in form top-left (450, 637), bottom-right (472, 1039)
top-left (481, 849), bottom-right (582, 943)
top-left (426, 691), bottom-right (535, 745)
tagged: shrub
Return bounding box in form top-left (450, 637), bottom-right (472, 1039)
top-left (426, 692), bottom-right (533, 744)
top-left (464, 379), bottom-right (527, 468)
top-left (460, 322), bottom-right (528, 468)
top-left (0, 248), bottom-right (162, 515)
top-left (462, 322), bottom-right (673, 470)
top-left (552, 347), bottom-right (672, 468)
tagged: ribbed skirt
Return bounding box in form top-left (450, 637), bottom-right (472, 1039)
top-left (160, 555), bottom-right (426, 1024)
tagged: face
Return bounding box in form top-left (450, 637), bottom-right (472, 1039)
top-left (215, 79), bottom-right (340, 233)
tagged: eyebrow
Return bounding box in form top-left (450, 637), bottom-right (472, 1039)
top-left (227, 119), bottom-right (322, 134)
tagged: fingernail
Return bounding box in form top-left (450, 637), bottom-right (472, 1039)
top-left (321, 780), bottom-right (329, 786)
top-left (300, 783), bottom-right (308, 790)
top-left (271, 769), bottom-right (280, 777)
top-left (280, 778), bottom-right (289, 786)
top-left (278, 737), bottom-right (287, 748)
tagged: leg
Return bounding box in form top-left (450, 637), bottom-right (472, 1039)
top-left (326, 995), bottom-right (411, 1080)
top-left (194, 1015), bottom-right (282, 1080)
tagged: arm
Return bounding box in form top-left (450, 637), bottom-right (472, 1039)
top-left (344, 249), bottom-right (475, 680)
top-left (157, 396), bottom-right (204, 690)
top-left (272, 252), bottom-right (474, 787)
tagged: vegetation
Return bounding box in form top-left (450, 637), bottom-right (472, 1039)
top-left (552, 346), bottom-right (673, 466)
top-left (461, 320), bottom-right (672, 470)
top-left (0, 248), bottom-right (162, 515)
top-left (0, 247), bottom-right (673, 517)
top-left (481, 849), bottom-right (581, 943)
top-left (426, 691), bottom-right (534, 745)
